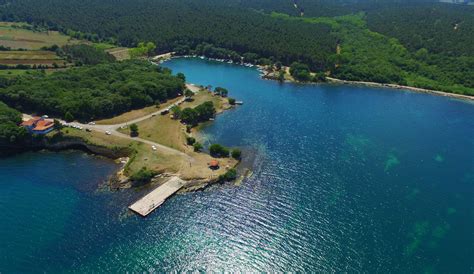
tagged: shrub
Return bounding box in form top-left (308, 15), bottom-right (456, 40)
top-left (228, 98), bottom-right (236, 105)
top-left (194, 101), bottom-right (215, 121)
top-left (209, 144), bottom-right (229, 158)
top-left (171, 106), bottom-right (182, 119)
top-left (290, 62), bottom-right (311, 82)
top-left (181, 107), bottom-right (198, 125)
top-left (130, 167), bottom-right (156, 186)
top-left (214, 87), bottom-right (228, 96)
top-left (231, 149), bottom-right (241, 160)
top-left (184, 89), bottom-right (194, 97)
top-left (186, 136), bottom-right (196, 145)
top-left (130, 123), bottom-right (139, 137)
top-left (219, 168), bottom-right (237, 182)
top-left (193, 142), bottom-right (203, 152)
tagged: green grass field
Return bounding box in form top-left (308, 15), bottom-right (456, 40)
top-left (0, 50), bottom-right (63, 66)
top-left (0, 22), bottom-right (78, 50)
top-left (0, 22), bottom-right (130, 69)
top-left (0, 22), bottom-right (74, 67)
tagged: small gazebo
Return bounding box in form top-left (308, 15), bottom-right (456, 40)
top-left (209, 160), bottom-right (220, 170)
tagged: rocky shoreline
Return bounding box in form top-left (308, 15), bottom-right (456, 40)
top-left (159, 54), bottom-right (473, 102)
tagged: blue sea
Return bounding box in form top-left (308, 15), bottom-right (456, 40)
top-left (0, 58), bottom-right (472, 272)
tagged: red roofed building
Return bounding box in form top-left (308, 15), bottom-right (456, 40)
top-left (209, 160), bottom-right (220, 170)
top-left (21, 117), bottom-right (55, 134)
top-left (20, 117), bottom-right (41, 127)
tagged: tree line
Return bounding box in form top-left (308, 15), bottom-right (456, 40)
top-left (0, 101), bottom-right (27, 145)
top-left (0, 60), bottom-right (185, 121)
top-left (0, 0), bottom-right (337, 71)
top-left (0, 0), bottom-right (472, 94)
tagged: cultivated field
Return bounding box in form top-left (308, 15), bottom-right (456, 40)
top-left (0, 22), bottom-right (78, 50)
top-left (0, 22), bottom-right (129, 69)
top-left (0, 50), bottom-right (64, 66)
top-left (106, 47), bottom-right (131, 60)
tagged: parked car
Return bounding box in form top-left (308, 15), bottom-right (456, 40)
top-left (105, 131), bottom-right (111, 135)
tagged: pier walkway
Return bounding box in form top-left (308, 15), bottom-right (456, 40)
top-left (129, 176), bottom-right (185, 217)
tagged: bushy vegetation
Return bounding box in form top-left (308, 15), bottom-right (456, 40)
top-left (130, 167), bottom-right (156, 186)
top-left (209, 144), bottom-right (230, 158)
top-left (193, 142), bottom-right (203, 152)
top-left (129, 42), bottom-right (156, 58)
top-left (290, 62), bottom-right (312, 82)
top-left (0, 101), bottom-right (27, 144)
top-left (0, 60), bottom-right (185, 121)
top-left (214, 87), bottom-right (228, 97)
top-left (129, 123), bottom-right (139, 137)
top-left (62, 44), bottom-right (115, 65)
top-left (219, 168), bottom-right (237, 182)
top-left (180, 101), bottom-right (215, 126)
top-left (186, 136), bottom-right (196, 145)
top-left (231, 149), bottom-right (241, 160)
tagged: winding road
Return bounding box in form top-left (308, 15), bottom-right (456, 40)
top-left (63, 84), bottom-right (201, 160)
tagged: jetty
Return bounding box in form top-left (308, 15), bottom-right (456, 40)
top-left (129, 176), bottom-right (185, 217)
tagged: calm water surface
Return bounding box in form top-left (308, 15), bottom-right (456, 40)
top-left (0, 58), bottom-right (473, 272)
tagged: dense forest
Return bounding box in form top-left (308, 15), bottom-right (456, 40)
top-left (61, 44), bottom-right (116, 65)
top-left (0, 60), bottom-right (185, 121)
top-left (0, 101), bottom-right (27, 145)
top-left (0, 0), bottom-right (472, 95)
top-left (0, 0), bottom-right (337, 71)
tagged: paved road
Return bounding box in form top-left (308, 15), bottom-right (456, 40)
top-left (63, 84), bottom-right (202, 159)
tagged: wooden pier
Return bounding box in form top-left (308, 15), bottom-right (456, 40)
top-left (128, 176), bottom-right (185, 217)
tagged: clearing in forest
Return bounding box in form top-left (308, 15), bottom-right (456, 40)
top-left (0, 22), bottom-right (78, 49)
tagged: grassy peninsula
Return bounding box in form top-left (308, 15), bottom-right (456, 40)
top-left (0, 26), bottom-right (241, 188)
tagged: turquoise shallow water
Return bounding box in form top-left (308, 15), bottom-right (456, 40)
top-left (0, 58), bottom-right (473, 272)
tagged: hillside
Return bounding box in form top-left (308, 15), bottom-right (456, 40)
top-left (0, 0), bottom-right (472, 95)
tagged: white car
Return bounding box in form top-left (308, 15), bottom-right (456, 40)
top-left (105, 131), bottom-right (111, 135)
top-left (152, 145), bottom-right (157, 151)
top-left (88, 122), bottom-right (96, 125)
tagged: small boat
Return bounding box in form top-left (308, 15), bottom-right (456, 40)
top-left (235, 101), bottom-right (244, 105)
